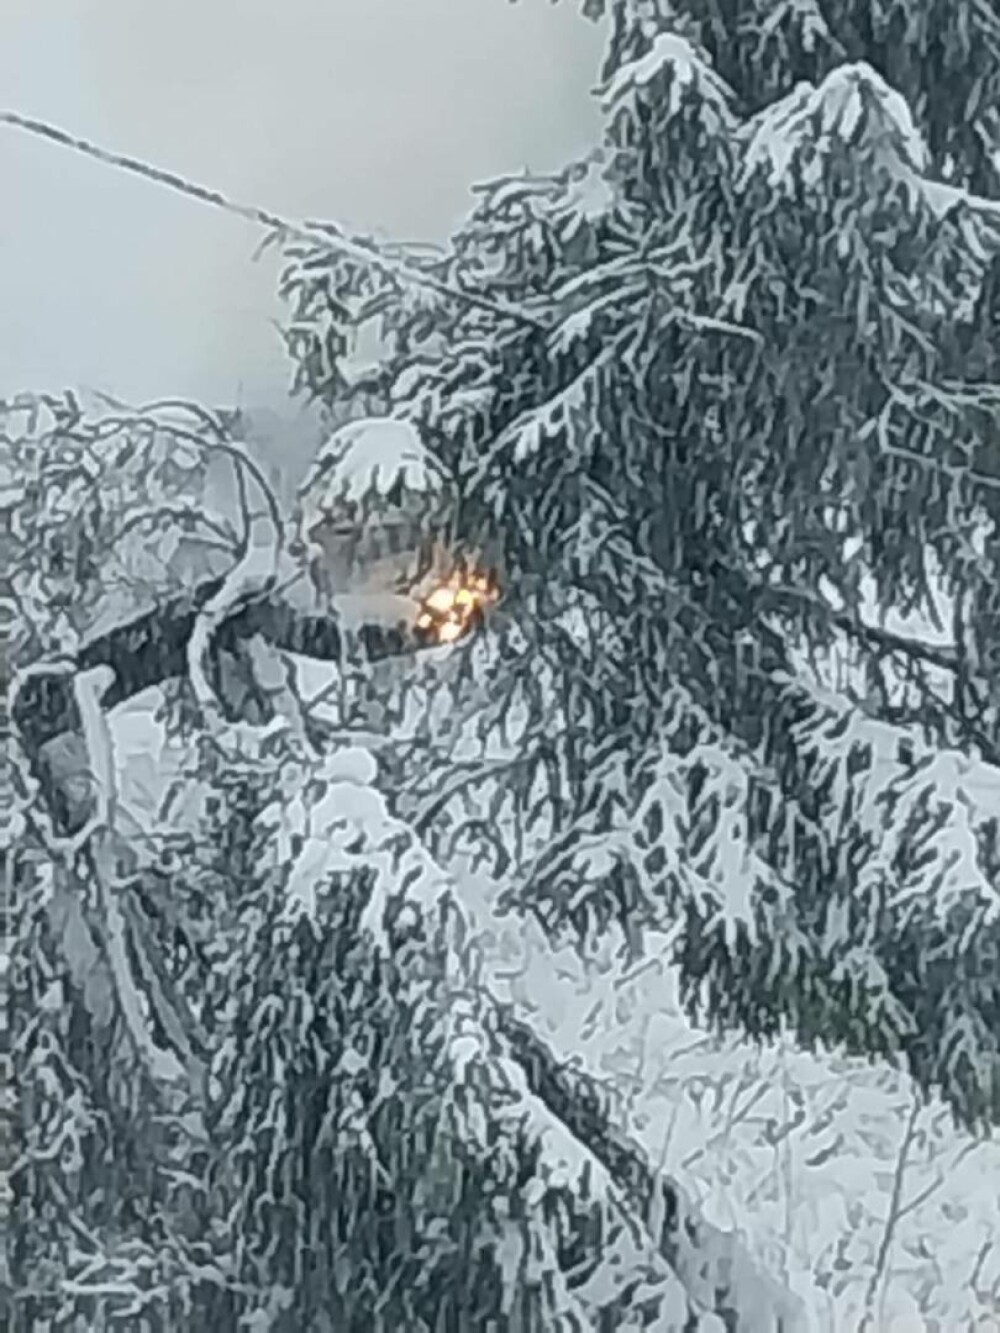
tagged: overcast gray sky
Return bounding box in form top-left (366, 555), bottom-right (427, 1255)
top-left (1, 0), bottom-right (603, 409)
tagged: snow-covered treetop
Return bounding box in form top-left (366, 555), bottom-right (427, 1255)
top-left (601, 30), bottom-right (736, 131)
top-left (632, 0), bottom-right (1000, 195)
top-left (738, 62), bottom-right (928, 189)
top-left (737, 60), bottom-right (1000, 237)
top-left (296, 416), bottom-right (449, 521)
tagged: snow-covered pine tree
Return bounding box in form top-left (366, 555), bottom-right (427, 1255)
top-left (607, 0), bottom-right (1000, 196)
top-left (275, 0), bottom-right (1000, 1134)
top-left (9, 1), bottom-right (1000, 1321)
top-left (9, 389), bottom-right (806, 1327)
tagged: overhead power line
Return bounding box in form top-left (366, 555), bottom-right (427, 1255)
top-left (1, 109), bottom-right (545, 331)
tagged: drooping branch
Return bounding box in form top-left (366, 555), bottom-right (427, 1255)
top-left (494, 1001), bottom-right (808, 1329)
top-left (9, 552), bottom-right (810, 1327)
top-left (11, 573), bottom-right (419, 758)
top-left (242, 743), bottom-right (809, 1330)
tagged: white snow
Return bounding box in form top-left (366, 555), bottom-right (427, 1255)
top-left (508, 340), bottom-right (620, 462)
top-left (561, 152), bottom-right (616, 226)
top-left (323, 745), bottom-right (378, 786)
top-left (297, 415), bottom-right (446, 515)
top-left (738, 60), bottom-right (1000, 231)
top-left (104, 687), bottom-right (212, 854)
top-left (738, 63), bottom-right (929, 192)
top-left (332, 589), bottom-right (419, 629)
top-left (186, 517), bottom-right (281, 736)
top-left (601, 32), bottom-right (736, 126)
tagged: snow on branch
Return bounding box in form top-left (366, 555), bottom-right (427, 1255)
top-left (740, 62), bottom-right (930, 184)
top-left (737, 60), bottom-right (1000, 228)
top-left (600, 31), bottom-right (737, 129)
top-left (478, 335), bottom-right (627, 472)
top-left (14, 659), bottom-right (191, 1087)
top-left (298, 415), bottom-right (448, 513)
top-left (186, 533), bottom-right (283, 750)
top-left (253, 741), bottom-right (806, 1329)
top-left (495, 1003), bottom-right (809, 1331)
top-left (793, 681), bottom-right (1000, 932)
top-left (11, 572), bottom-right (421, 783)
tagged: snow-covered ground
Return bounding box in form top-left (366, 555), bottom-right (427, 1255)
top-left (456, 860), bottom-right (1000, 1331)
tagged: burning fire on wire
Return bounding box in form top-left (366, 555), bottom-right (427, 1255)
top-left (414, 568), bottom-right (500, 645)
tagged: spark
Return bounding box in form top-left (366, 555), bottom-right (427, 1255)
top-left (415, 568), bottom-right (500, 645)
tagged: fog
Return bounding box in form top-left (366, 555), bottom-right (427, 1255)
top-left (1, 0), bottom-right (603, 410)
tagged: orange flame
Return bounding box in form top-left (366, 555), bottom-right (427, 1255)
top-left (415, 569), bottom-right (499, 644)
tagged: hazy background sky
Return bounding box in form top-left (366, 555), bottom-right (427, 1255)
top-left (1, 0), bottom-right (604, 409)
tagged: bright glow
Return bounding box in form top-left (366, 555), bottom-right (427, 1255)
top-left (415, 569), bottom-right (499, 645)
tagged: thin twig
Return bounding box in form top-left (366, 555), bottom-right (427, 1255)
top-left (79, 399), bottom-right (285, 558)
top-left (859, 1092), bottom-right (923, 1332)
